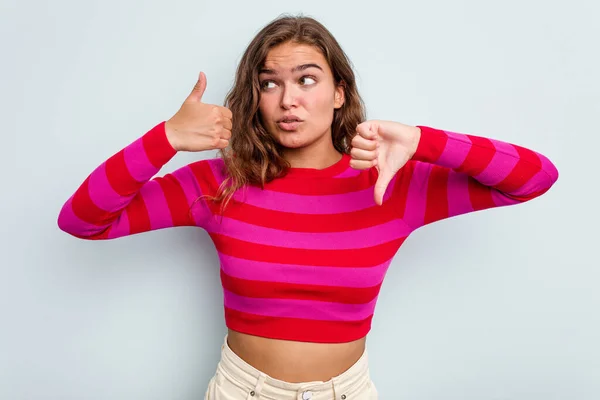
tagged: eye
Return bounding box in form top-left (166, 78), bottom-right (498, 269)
top-left (299, 76), bottom-right (317, 85)
top-left (260, 80), bottom-right (277, 90)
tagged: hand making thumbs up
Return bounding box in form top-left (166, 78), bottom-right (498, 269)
top-left (350, 120), bottom-right (421, 206)
top-left (165, 72), bottom-right (232, 152)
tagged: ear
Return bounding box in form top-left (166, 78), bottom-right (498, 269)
top-left (334, 81), bottom-right (346, 109)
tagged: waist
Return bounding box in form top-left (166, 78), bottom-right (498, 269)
top-left (226, 329), bottom-right (367, 383)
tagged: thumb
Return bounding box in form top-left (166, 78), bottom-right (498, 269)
top-left (188, 71), bottom-right (207, 102)
top-left (374, 166), bottom-right (395, 206)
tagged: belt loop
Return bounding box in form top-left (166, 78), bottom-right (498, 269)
top-left (248, 374), bottom-right (266, 399)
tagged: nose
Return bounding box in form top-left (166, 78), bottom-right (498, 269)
top-left (280, 83), bottom-right (298, 109)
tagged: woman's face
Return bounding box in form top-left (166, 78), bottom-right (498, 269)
top-left (258, 42), bottom-right (345, 150)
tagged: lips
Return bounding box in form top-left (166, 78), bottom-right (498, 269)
top-left (277, 115), bottom-right (303, 131)
top-left (278, 115), bottom-right (303, 123)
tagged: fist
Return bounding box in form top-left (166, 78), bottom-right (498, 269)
top-left (165, 72), bottom-right (232, 152)
top-left (350, 120), bottom-right (421, 205)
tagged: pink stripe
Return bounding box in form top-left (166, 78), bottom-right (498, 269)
top-left (504, 169), bottom-right (550, 198)
top-left (334, 167), bottom-right (362, 178)
top-left (219, 254), bottom-right (392, 288)
top-left (539, 151), bottom-right (559, 183)
top-left (207, 159), bottom-right (227, 185)
top-left (402, 162), bottom-right (430, 228)
top-left (170, 166), bottom-right (210, 227)
top-left (490, 189), bottom-right (521, 207)
top-left (223, 289), bottom-right (378, 321)
top-left (209, 161), bottom-right (394, 214)
top-left (446, 171), bottom-right (474, 217)
top-left (88, 162), bottom-right (134, 212)
top-left (208, 218), bottom-right (410, 250)
top-left (107, 210), bottom-right (130, 238)
top-left (123, 136), bottom-right (156, 182)
top-left (437, 131), bottom-right (471, 168)
top-left (138, 181), bottom-right (173, 229)
top-left (509, 153), bottom-right (557, 197)
top-left (242, 182), bottom-right (395, 214)
top-left (57, 199), bottom-right (111, 237)
top-left (473, 140), bottom-right (519, 186)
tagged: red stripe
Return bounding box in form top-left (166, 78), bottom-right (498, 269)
top-left (220, 270), bottom-right (381, 304)
top-left (263, 169), bottom-right (376, 195)
top-left (468, 177), bottom-right (496, 211)
top-left (458, 136), bottom-right (496, 176)
top-left (127, 195), bottom-right (151, 234)
top-left (189, 160), bottom-right (221, 214)
top-left (222, 195), bottom-right (400, 233)
top-left (142, 121), bottom-right (177, 168)
top-left (424, 165), bottom-right (449, 224)
top-left (224, 307), bottom-right (372, 343)
top-left (157, 175), bottom-right (192, 226)
top-left (105, 150), bottom-right (142, 197)
top-left (189, 160), bottom-right (383, 209)
top-left (393, 161), bottom-right (415, 220)
top-left (413, 126), bottom-right (448, 162)
top-left (494, 145), bottom-right (542, 193)
top-left (71, 177), bottom-right (114, 225)
top-left (210, 234), bottom-right (405, 267)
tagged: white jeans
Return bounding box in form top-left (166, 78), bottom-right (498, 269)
top-left (204, 335), bottom-right (378, 400)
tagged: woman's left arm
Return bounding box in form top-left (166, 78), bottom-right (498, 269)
top-left (350, 121), bottom-right (559, 230)
top-left (400, 125), bottom-right (559, 229)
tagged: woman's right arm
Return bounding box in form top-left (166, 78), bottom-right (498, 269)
top-left (57, 72), bottom-right (232, 240)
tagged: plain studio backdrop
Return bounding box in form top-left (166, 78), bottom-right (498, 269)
top-left (1, 0), bottom-right (598, 399)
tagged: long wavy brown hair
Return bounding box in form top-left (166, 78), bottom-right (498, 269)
top-left (210, 14), bottom-right (366, 213)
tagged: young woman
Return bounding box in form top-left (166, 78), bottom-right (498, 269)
top-left (58, 15), bottom-right (559, 400)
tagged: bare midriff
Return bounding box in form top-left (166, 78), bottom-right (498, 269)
top-left (226, 329), bottom-right (367, 383)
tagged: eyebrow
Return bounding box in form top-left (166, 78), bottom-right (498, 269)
top-left (259, 63), bottom-right (324, 75)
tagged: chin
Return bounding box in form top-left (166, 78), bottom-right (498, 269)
top-left (277, 135), bottom-right (309, 149)
top-left (271, 128), bottom-right (310, 149)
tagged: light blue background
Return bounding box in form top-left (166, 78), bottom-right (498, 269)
top-left (1, 0), bottom-right (597, 398)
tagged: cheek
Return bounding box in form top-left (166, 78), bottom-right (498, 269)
top-left (258, 96), bottom-right (275, 119)
top-left (304, 90), bottom-right (336, 117)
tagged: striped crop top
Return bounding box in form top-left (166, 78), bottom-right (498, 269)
top-left (57, 122), bottom-right (558, 343)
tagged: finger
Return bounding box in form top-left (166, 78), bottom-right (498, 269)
top-left (349, 158), bottom-right (376, 170)
top-left (350, 146), bottom-right (377, 161)
top-left (220, 127), bottom-right (232, 140)
top-left (219, 106), bottom-right (233, 120)
top-left (189, 71), bottom-right (207, 102)
top-left (351, 134), bottom-right (378, 151)
top-left (215, 138), bottom-right (229, 149)
top-left (374, 168), bottom-right (395, 206)
top-left (222, 118), bottom-right (233, 131)
top-left (356, 124), bottom-right (377, 140)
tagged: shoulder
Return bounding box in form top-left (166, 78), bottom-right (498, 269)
top-left (180, 156), bottom-right (228, 185)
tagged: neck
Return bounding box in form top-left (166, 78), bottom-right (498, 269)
top-left (282, 131), bottom-right (342, 169)
top-left (284, 148), bottom-right (342, 169)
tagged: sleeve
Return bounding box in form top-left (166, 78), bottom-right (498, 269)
top-left (57, 121), bottom-right (215, 240)
top-left (393, 125), bottom-right (559, 230)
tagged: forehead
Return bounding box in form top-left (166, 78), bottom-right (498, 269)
top-left (262, 42), bottom-right (328, 71)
